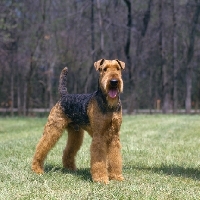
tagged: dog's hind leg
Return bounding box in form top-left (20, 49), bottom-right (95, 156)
top-left (32, 103), bottom-right (68, 174)
top-left (62, 125), bottom-right (84, 171)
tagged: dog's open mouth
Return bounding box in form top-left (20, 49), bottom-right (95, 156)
top-left (108, 88), bottom-right (118, 98)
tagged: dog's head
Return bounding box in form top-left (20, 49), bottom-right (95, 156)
top-left (94, 59), bottom-right (125, 107)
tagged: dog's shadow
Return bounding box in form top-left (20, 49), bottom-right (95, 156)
top-left (124, 164), bottom-right (200, 181)
top-left (44, 164), bottom-right (92, 182)
top-left (44, 163), bottom-right (200, 182)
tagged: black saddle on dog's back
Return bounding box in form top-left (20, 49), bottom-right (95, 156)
top-left (60, 93), bottom-right (95, 125)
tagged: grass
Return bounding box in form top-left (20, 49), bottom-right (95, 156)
top-left (0, 115), bottom-right (200, 199)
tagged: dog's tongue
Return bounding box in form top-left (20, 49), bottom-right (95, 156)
top-left (108, 88), bottom-right (118, 98)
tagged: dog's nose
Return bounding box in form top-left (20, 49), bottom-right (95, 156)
top-left (110, 79), bottom-right (118, 87)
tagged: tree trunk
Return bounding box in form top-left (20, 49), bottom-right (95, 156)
top-left (84, 0), bottom-right (95, 93)
top-left (172, 0), bottom-right (178, 113)
top-left (149, 65), bottom-right (153, 113)
top-left (185, 66), bottom-right (192, 113)
top-left (160, 0), bottom-right (173, 113)
top-left (96, 0), bottom-right (104, 54)
top-left (17, 71), bottom-right (22, 115)
top-left (162, 64), bottom-right (170, 113)
top-left (161, 0), bottom-right (168, 113)
top-left (47, 62), bottom-right (55, 109)
top-left (23, 82), bottom-right (27, 116)
top-left (26, 54), bottom-right (34, 115)
top-left (124, 0), bottom-right (133, 114)
top-left (10, 68), bottom-right (14, 116)
top-left (185, 3), bottom-right (200, 113)
top-left (91, 0), bottom-right (95, 62)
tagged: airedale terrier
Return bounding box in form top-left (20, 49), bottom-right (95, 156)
top-left (32, 59), bottom-right (125, 184)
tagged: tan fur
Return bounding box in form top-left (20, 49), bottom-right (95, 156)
top-left (32, 59), bottom-right (125, 184)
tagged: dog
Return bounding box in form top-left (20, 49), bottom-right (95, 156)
top-left (32, 59), bottom-right (125, 184)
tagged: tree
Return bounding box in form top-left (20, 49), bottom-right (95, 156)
top-left (185, 0), bottom-right (200, 113)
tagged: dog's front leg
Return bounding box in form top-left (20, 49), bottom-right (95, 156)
top-left (107, 134), bottom-right (124, 181)
top-left (90, 136), bottom-right (109, 184)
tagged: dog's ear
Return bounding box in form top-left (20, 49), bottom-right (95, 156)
top-left (115, 59), bottom-right (125, 70)
top-left (94, 59), bottom-right (105, 71)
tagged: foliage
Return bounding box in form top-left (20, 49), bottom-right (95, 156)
top-left (0, 115), bottom-right (200, 199)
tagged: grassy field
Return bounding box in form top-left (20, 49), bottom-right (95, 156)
top-left (0, 115), bottom-right (200, 200)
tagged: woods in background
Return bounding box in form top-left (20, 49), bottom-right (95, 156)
top-left (0, 0), bottom-right (200, 115)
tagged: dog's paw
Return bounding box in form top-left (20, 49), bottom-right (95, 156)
top-left (93, 176), bottom-right (109, 184)
top-left (109, 174), bottom-right (124, 181)
top-left (32, 160), bottom-right (44, 174)
top-left (32, 166), bottom-right (44, 174)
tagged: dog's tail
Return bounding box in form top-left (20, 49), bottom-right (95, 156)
top-left (59, 67), bottom-right (68, 97)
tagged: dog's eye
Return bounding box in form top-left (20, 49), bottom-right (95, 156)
top-left (103, 68), bottom-right (107, 72)
top-left (117, 67), bottom-right (120, 71)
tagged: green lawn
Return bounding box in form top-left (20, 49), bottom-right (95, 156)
top-left (0, 115), bottom-right (200, 199)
